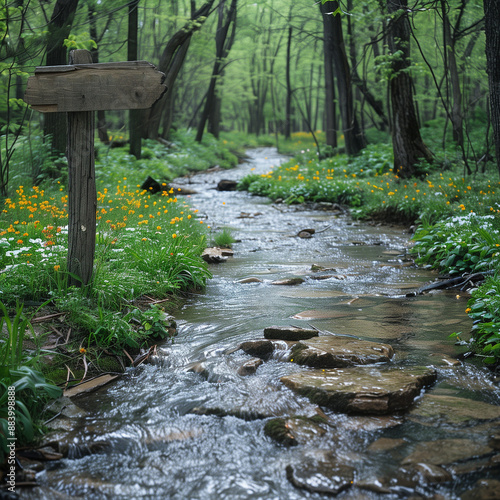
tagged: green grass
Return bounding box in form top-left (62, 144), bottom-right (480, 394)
top-left (0, 302), bottom-right (62, 461)
top-left (0, 129), bottom-right (229, 453)
top-left (211, 227), bottom-right (236, 248)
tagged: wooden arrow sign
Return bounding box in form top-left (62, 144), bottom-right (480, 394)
top-left (24, 60), bottom-right (166, 113)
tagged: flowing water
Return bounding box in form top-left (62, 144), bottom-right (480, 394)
top-left (30, 149), bottom-right (500, 499)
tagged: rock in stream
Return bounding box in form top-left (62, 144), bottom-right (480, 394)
top-left (281, 366), bottom-right (437, 415)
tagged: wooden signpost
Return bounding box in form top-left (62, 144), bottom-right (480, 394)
top-left (24, 49), bottom-right (166, 285)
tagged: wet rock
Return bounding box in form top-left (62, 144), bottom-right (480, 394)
top-left (399, 463), bottom-right (453, 484)
top-left (202, 247), bottom-right (228, 263)
top-left (169, 184), bottom-right (198, 195)
top-left (239, 339), bottom-right (296, 360)
top-left (270, 277), bottom-right (305, 286)
top-left (191, 406), bottom-right (270, 420)
top-left (217, 179), bottom-right (238, 191)
top-left (289, 336), bottom-right (394, 368)
top-left (311, 264), bottom-right (336, 272)
top-left (286, 460), bottom-right (354, 496)
top-left (402, 438), bottom-right (493, 466)
top-left (236, 277), bottom-right (263, 284)
top-left (185, 361), bottom-right (209, 378)
top-left (263, 326), bottom-right (319, 341)
top-left (461, 479), bottom-right (500, 500)
top-left (449, 453), bottom-right (500, 477)
top-left (297, 231), bottom-right (313, 238)
top-left (264, 416), bottom-right (327, 446)
top-left (237, 358), bottom-right (263, 376)
top-left (367, 437), bottom-right (406, 452)
top-left (309, 274), bottom-right (336, 280)
top-left (297, 229), bottom-right (315, 238)
top-left (489, 434), bottom-right (500, 451)
top-left (239, 340), bottom-right (275, 359)
top-left (236, 211), bottom-right (263, 218)
top-left (428, 353), bottom-right (461, 367)
top-left (409, 394), bottom-right (500, 426)
top-left (356, 479), bottom-right (391, 494)
top-left (338, 415), bottom-right (403, 432)
top-left (63, 374), bottom-right (121, 398)
top-left (46, 396), bottom-right (87, 419)
top-left (281, 366), bottom-right (437, 415)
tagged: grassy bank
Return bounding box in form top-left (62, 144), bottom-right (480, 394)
top-left (239, 137), bottom-right (500, 366)
top-left (0, 129), bottom-right (243, 459)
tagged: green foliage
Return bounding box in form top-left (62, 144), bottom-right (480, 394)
top-left (93, 130), bottom-right (238, 189)
top-left (63, 32), bottom-right (97, 51)
top-left (0, 302), bottom-right (62, 460)
top-left (464, 278), bottom-right (500, 364)
top-left (212, 227), bottom-right (236, 248)
top-left (411, 214), bottom-right (500, 275)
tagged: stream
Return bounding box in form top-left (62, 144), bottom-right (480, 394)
top-left (30, 149), bottom-right (500, 499)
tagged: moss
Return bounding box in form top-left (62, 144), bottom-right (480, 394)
top-left (264, 418), bottom-right (297, 446)
top-left (95, 356), bottom-right (123, 373)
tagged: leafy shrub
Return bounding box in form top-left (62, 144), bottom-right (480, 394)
top-left (464, 277), bottom-right (500, 364)
top-left (411, 214), bottom-right (500, 275)
top-left (0, 302), bottom-right (62, 460)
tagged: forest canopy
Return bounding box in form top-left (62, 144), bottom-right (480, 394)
top-left (0, 0), bottom-right (498, 194)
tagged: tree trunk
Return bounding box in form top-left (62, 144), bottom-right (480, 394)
top-left (285, 26), bottom-right (293, 139)
top-left (197, 0), bottom-right (238, 142)
top-left (320, 3), bottom-right (337, 147)
top-left (484, 0), bottom-right (500, 174)
top-left (88, 2), bottom-right (108, 145)
top-left (143, 0), bottom-right (215, 140)
top-left (442, 0), bottom-right (464, 147)
top-left (128, 0), bottom-right (141, 158)
top-left (321, 2), bottom-right (365, 155)
top-left (387, 0), bottom-right (433, 177)
top-left (44, 0), bottom-right (80, 155)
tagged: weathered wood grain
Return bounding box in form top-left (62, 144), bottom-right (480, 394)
top-left (66, 50), bottom-right (96, 286)
top-left (24, 60), bottom-right (166, 112)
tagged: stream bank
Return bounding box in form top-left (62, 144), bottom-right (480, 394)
top-left (20, 148), bottom-right (500, 499)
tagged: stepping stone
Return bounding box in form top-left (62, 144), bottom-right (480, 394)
top-left (264, 416), bottom-right (327, 446)
top-left (409, 394), bottom-right (500, 426)
top-left (239, 339), bottom-right (296, 359)
top-left (402, 438), bottom-right (493, 466)
top-left (271, 277), bottom-right (305, 286)
top-left (289, 336), bottom-right (394, 368)
top-left (281, 366), bottom-right (437, 415)
top-left (264, 326), bottom-right (319, 341)
top-left (286, 460), bottom-right (354, 496)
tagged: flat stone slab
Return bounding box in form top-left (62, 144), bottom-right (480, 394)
top-left (290, 336), bottom-right (394, 368)
top-left (286, 460), bottom-right (354, 496)
top-left (402, 438), bottom-right (493, 466)
top-left (462, 479), bottom-right (500, 500)
top-left (264, 417), bottom-right (327, 446)
top-left (409, 394), bottom-right (500, 426)
top-left (63, 374), bottom-right (120, 398)
top-left (237, 357), bottom-right (263, 376)
top-left (271, 277), bottom-right (305, 286)
top-left (291, 310), bottom-right (350, 320)
top-left (202, 247), bottom-right (228, 263)
top-left (281, 366), bottom-right (437, 415)
top-left (264, 326), bottom-right (319, 341)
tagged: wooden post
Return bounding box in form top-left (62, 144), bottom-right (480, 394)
top-left (67, 50), bottom-right (96, 286)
